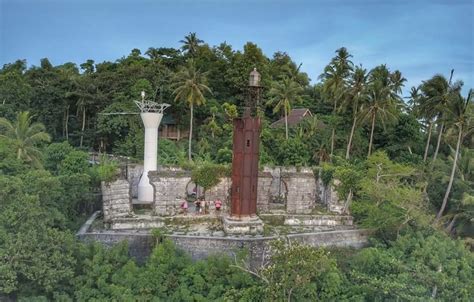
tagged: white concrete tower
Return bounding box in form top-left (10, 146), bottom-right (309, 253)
top-left (135, 91), bottom-right (170, 204)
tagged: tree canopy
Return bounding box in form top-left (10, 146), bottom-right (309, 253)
top-left (0, 34), bottom-right (473, 301)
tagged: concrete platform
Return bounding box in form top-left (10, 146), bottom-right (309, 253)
top-left (222, 215), bottom-right (264, 235)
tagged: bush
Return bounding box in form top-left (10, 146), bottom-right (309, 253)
top-left (191, 163), bottom-right (230, 194)
top-left (43, 142), bottom-right (73, 174)
top-left (97, 158), bottom-right (119, 182)
top-left (59, 150), bottom-right (89, 175)
top-left (215, 147), bottom-right (232, 164)
top-left (320, 163), bottom-right (335, 186)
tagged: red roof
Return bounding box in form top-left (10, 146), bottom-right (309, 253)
top-left (270, 108), bottom-right (313, 128)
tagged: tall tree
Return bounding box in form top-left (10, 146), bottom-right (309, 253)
top-left (267, 77), bottom-right (304, 140)
top-left (180, 32), bottom-right (204, 57)
top-left (361, 65), bottom-right (405, 157)
top-left (172, 60), bottom-right (211, 161)
top-left (320, 47), bottom-right (353, 157)
top-left (71, 77), bottom-right (96, 147)
top-left (420, 71), bottom-right (463, 163)
top-left (0, 111), bottom-right (51, 167)
top-left (409, 86), bottom-right (437, 161)
top-left (436, 89), bottom-right (473, 221)
top-left (344, 65), bottom-right (368, 159)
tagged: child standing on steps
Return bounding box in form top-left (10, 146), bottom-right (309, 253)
top-left (194, 199), bottom-right (201, 215)
top-left (180, 200), bottom-right (188, 215)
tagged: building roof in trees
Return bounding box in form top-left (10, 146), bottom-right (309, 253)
top-left (270, 108), bottom-right (313, 128)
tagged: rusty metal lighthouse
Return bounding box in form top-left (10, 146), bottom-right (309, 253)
top-left (223, 68), bottom-right (264, 234)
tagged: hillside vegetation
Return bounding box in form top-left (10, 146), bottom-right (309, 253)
top-left (0, 34), bottom-right (472, 301)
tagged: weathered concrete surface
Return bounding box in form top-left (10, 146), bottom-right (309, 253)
top-left (205, 178), bottom-right (231, 211)
top-left (256, 170), bottom-right (273, 213)
top-left (102, 180), bottom-right (132, 222)
top-left (78, 228), bottom-right (371, 265)
top-left (222, 215), bottom-right (264, 235)
top-left (77, 213), bottom-right (371, 265)
top-left (283, 214), bottom-right (353, 226)
top-left (282, 167), bottom-right (317, 214)
top-left (149, 169), bottom-right (191, 216)
top-left (111, 215), bottom-right (165, 230)
top-left (316, 176), bottom-right (344, 214)
top-left (104, 166), bottom-right (346, 223)
top-left (127, 164), bottom-right (143, 198)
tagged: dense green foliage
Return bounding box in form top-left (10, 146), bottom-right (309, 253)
top-left (0, 34), bottom-right (473, 300)
top-left (191, 163), bottom-right (230, 195)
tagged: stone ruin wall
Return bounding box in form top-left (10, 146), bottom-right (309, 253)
top-left (148, 169), bottom-right (231, 216)
top-left (102, 165), bottom-right (342, 220)
top-left (102, 179), bottom-right (132, 222)
top-left (78, 227), bottom-right (371, 266)
top-left (126, 164), bottom-right (143, 199)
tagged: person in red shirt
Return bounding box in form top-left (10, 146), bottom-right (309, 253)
top-left (214, 199), bottom-right (222, 212)
top-left (181, 200), bottom-right (188, 215)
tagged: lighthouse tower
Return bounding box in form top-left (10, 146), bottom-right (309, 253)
top-left (134, 91), bottom-right (170, 204)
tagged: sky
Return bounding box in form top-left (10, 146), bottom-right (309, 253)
top-left (0, 0), bottom-right (473, 95)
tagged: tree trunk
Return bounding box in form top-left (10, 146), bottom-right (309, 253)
top-left (446, 214), bottom-right (457, 234)
top-left (432, 121), bottom-right (444, 163)
top-left (367, 112), bottom-right (376, 157)
top-left (343, 189), bottom-right (353, 214)
top-left (65, 105), bottom-right (69, 141)
top-left (80, 107), bottom-right (86, 147)
top-left (330, 128), bottom-right (335, 158)
top-left (431, 265), bottom-right (442, 299)
top-left (285, 108), bottom-right (289, 140)
top-left (63, 108), bottom-right (66, 138)
top-left (435, 126), bottom-right (462, 221)
top-left (346, 114), bottom-right (357, 159)
top-left (188, 102), bottom-right (193, 161)
top-left (330, 100), bottom-right (337, 158)
top-left (423, 121), bottom-right (433, 162)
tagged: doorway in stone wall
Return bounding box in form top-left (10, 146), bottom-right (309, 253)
top-left (268, 169), bottom-right (288, 211)
top-left (185, 181), bottom-right (204, 201)
top-left (185, 180), bottom-right (204, 214)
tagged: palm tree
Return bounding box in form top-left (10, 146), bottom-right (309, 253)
top-left (420, 71), bottom-right (462, 163)
top-left (313, 141), bottom-right (330, 164)
top-left (320, 47), bottom-right (353, 157)
top-left (172, 60), bottom-right (211, 161)
top-left (298, 115), bottom-right (321, 139)
top-left (267, 77), bottom-right (304, 140)
top-left (0, 111), bottom-right (51, 167)
top-left (360, 65), bottom-right (405, 157)
top-left (180, 32), bottom-right (203, 57)
top-left (436, 89), bottom-right (473, 221)
top-left (410, 86), bottom-right (438, 162)
top-left (344, 65), bottom-right (368, 159)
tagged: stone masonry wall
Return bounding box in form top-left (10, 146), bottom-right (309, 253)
top-left (149, 169), bottom-right (191, 216)
top-left (78, 228), bottom-right (371, 266)
top-left (205, 177), bottom-right (231, 211)
top-left (317, 177), bottom-right (344, 214)
top-left (256, 171), bottom-right (273, 213)
top-left (127, 164), bottom-right (143, 198)
top-left (102, 180), bottom-right (132, 222)
top-left (107, 165), bottom-right (341, 219)
top-left (282, 167), bottom-right (317, 214)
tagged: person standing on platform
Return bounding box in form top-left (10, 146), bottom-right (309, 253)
top-left (181, 200), bottom-right (188, 215)
top-left (214, 199), bottom-right (222, 214)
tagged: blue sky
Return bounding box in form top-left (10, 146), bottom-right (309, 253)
top-left (1, 0), bottom-right (473, 95)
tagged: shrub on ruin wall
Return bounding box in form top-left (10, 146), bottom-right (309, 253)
top-left (321, 163), bottom-right (335, 186)
top-left (97, 157), bottom-right (119, 183)
top-left (191, 163), bottom-right (230, 193)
